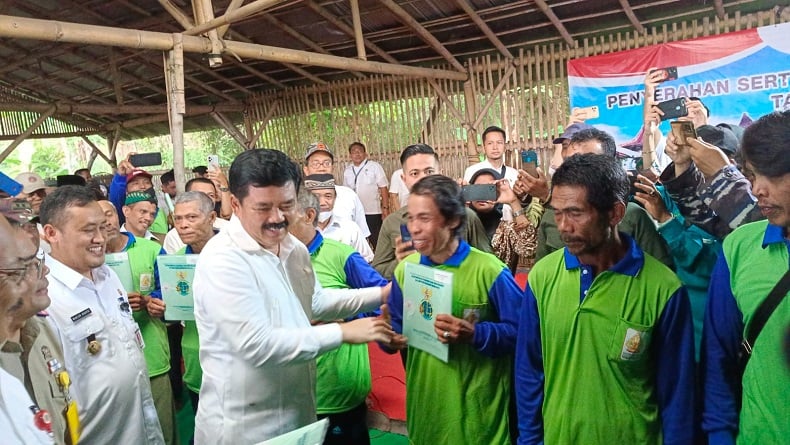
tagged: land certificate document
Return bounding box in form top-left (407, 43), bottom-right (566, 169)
top-left (402, 262), bottom-right (452, 363)
top-left (157, 254), bottom-right (198, 320)
top-left (105, 252), bottom-right (134, 292)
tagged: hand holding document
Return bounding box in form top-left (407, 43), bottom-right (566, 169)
top-left (402, 262), bottom-right (453, 363)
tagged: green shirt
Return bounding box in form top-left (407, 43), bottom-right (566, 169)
top-left (176, 245), bottom-right (202, 393)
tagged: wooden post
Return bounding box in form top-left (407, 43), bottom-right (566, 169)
top-left (0, 106), bottom-right (56, 163)
top-left (210, 111), bottom-right (248, 149)
top-left (350, 0), bottom-right (366, 61)
top-left (166, 33), bottom-right (187, 194)
top-left (462, 80), bottom-right (478, 166)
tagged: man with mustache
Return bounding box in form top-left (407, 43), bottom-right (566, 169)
top-left (192, 149), bottom-right (394, 444)
top-left (702, 111), bottom-right (790, 445)
top-left (516, 154), bottom-right (694, 445)
top-left (1, 199), bottom-right (80, 444)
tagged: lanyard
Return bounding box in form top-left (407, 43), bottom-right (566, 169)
top-left (350, 159), bottom-right (368, 191)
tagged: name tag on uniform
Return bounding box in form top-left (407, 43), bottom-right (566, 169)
top-left (70, 308), bottom-right (92, 324)
top-left (133, 327), bottom-right (145, 350)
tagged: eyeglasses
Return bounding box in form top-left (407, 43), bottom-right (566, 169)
top-left (0, 255), bottom-right (46, 284)
top-left (309, 160), bottom-right (332, 168)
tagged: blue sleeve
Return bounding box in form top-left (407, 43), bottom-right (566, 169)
top-left (701, 254), bottom-right (742, 445)
top-left (378, 275), bottom-right (404, 354)
top-left (653, 286), bottom-right (695, 445)
top-left (148, 248), bottom-right (166, 301)
top-left (344, 252), bottom-right (388, 318)
top-left (472, 268), bottom-right (521, 357)
top-left (109, 173), bottom-right (127, 224)
top-left (515, 284), bottom-right (544, 445)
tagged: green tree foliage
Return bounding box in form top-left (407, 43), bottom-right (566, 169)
top-left (29, 140), bottom-right (68, 178)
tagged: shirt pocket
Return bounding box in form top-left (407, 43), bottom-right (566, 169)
top-left (453, 301), bottom-right (489, 324)
top-left (607, 317), bottom-right (652, 364)
top-left (61, 315), bottom-right (106, 371)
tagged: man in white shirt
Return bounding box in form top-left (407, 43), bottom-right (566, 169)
top-left (38, 185), bottom-right (164, 444)
top-left (343, 142), bottom-right (389, 249)
top-left (389, 168), bottom-right (409, 212)
top-left (305, 174), bottom-right (374, 262)
top-left (303, 142), bottom-right (370, 238)
top-left (463, 126), bottom-right (519, 185)
top-left (193, 149), bottom-right (395, 444)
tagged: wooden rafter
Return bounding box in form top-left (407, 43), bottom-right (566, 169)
top-left (108, 48), bottom-right (125, 105)
top-left (217, 0), bottom-right (246, 38)
top-left (427, 79), bottom-right (465, 123)
top-left (192, 0), bottom-right (224, 67)
top-left (378, 0), bottom-right (466, 73)
top-left (533, 0), bottom-right (574, 46)
top-left (349, 0), bottom-right (366, 60)
top-left (0, 102), bottom-right (243, 114)
top-left (453, 0), bottom-right (513, 59)
top-left (247, 99), bottom-right (279, 148)
top-left (210, 111), bottom-right (248, 148)
top-left (0, 106), bottom-right (56, 162)
top-left (618, 0), bottom-right (646, 34)
top-left (184, 0), bottom-right (289, 36)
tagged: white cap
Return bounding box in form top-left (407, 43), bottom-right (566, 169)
top-left (14, 172), bottom-right (46, 194)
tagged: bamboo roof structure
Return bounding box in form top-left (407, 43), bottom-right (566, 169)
top-left (0, 0), bottom-right (780, 142)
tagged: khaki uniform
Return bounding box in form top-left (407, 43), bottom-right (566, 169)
top-left (0, 314), bottom-right (75, 445)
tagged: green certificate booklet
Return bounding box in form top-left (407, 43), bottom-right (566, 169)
top-left (157, 254), bottom-right (199, 321)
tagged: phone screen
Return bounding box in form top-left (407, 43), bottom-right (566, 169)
top-left (462, 184), bottom-right (497, 202)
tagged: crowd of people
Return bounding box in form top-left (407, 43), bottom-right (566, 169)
top-left (1, 87), bottom-right (788, 445)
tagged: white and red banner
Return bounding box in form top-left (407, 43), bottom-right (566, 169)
top-left (568, 22), bottom-right (790, 153)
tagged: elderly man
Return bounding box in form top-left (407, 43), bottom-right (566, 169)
top-left (303, 141), bottom-right (370, 238)
top-left (305, 173), bottom-right (373, 262)
top-left (40, 186), bottom-right (164, 444)
top-left (702, 111), bottom-right (790, 445)
top-left (1, 201), bottom-right (79, 445)
top-left (516, 154), bottom-right (694, 445)
top-left (169, 191), bottom-right (217, 417)
top-left (0, 214), bottom-right (52, 443)
top-left (383, 174), bottom-right (521, 444)
top-left (162, 178), bottom-right (230, 254)
top-left (289, 188), bottom-right (388, 445)
top-left (193, 149), bottom-right (394, 444)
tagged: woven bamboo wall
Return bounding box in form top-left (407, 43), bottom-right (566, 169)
top-left (247, 8), bottom-right (787, 181)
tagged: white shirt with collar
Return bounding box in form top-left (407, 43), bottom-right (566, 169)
top-left (343, 159), bottom-right (389, 214)
top-left (463, 159), bottom-right (519, 185)
top-left (320, 214), bottom-right (374, 262)
top-left (44, 255), bottom-right (164, 444)
top-left (162, 217), bottom-right (230, 254)
top-left (0, 367), bottom-right (52, 444)
top-left (192, 215), bottom-right (382, 444)
top-left (333, 185), bottom-right (371, 237)
top-left (120, 224), bottom-right (157, 242)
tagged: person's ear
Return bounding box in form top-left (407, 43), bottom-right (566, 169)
top-left (42, 224), bottom-right (58, 244)
top-left (305, 208), bottom-right (317, 225)
top-left (230, 195), bottom-right (241, 214)
top-left (122, 205), bottom-right (131, 218)
top-left (609, 201), bottom-right (626, 227)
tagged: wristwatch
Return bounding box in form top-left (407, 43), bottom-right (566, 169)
top-left (512, 209), bottom-right (524, 218)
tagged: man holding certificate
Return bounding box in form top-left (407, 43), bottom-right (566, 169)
top-left (384, 174), bottom-right (521, 445)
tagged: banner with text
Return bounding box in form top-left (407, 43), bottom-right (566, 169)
top-left (568, 22), bottom-right (790, 154)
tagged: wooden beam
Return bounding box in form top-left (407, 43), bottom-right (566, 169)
top-left (349, 0), bottom-right (366, 61)
top-left (618, 0), bottom-right (646, 34)
top-left (281, 62), bottom-right (328, 85)
top-left (0, 102), bottom-right (243, 115)
top-left (532, 0), bottom-right (574, 46)
top-left (231, 59), bottom-right (287, 89)
top-left (247, 99), bottom-right (279, 148)
top-left (210, 111), bottom-right (248, 149)
top-left (427, 79), bottom-right (465, 123)
top-left (192, 0), bottom-right (224, 67)
top-left (378, 0), bottom-right (466, 73)
top-left (304, 0), bottom-right (398, 64)
top-left (217, 0), bottom-right (245, 38)
top-left (453, 0), bottom-right (513, 59)
top-left (713, 0), bottom-right (726, 20)
top-left (166, 33), bottom-right (188, 194)
top-left (472, 63), bottom-right (516, 131)
top-left (0, 130), bottom-right (100, 142)
top-left (108, 48), bottom-right (125, 105)
top-left (0, 14), bottom-right (467, 81)
top-left (158, 0), bottom-right (194, 29)
top-left (81, 135), bottom-right (113, 164)
top-left (0, 106), bottom-right (56, 162)
top-left (184, 0), bottom-right (288, 36)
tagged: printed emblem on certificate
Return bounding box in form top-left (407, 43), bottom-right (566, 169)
top-left (402, 262), bottom-right (452, 363)
top-left (157, 254), bottom-right (199, 320)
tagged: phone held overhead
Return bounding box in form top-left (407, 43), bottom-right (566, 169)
top-left (129, 152), bottom-right (163, 167)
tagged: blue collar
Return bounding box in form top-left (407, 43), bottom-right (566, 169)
top-left (418, 239), bottom-right (469, 267)
top-left (563, 232), bottom-right (643, 277)
top-left (306, 231), bottom-right (324, 255)
top-left (762, 224), bottom-right (787, 248)
top-left (121, 232), bottom-right (135, 252)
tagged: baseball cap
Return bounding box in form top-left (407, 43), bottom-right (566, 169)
top-left (126, 168), bottom-right (153, 183)
top-left (14, 172), bottom-right (47, 194)
top-left (553, 123), bottom-right (593, 144)
top-left (304, 174), bottom-right (336, 190)
top-left (696, 125), bottom-right (739, 157)
top-left (305, 142), bottom-right (334, 162)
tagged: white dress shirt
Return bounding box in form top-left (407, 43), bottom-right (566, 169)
top-left (333, 185), bottom-right (370, 237)
top-left (343, 160), bottom-right (389, 214)
top-left (320, 214), bottom-right (374, 262)
top-left (193, 215), bottom-right (382, 444)
top-left (44, 255), bottom-right (164, 444)
top-left (389, 168), bottom-right (409, 207)
top-left (162, 217), bottom-right (230, 254)
top-left (0, 367), bottom-right (52, 444)
top-left (463, 159), bottom-right (519, 185)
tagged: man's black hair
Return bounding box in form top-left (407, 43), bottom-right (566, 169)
top-left (567, 127), bottom-right (617, 158)
top-left (39, 185), bottom-right (98, 228)
top-left (228, 149), bottom-right (302, 201)
top-left (400, 143), bottom-right (439, 166)
top-left (185, 177), bottom-right (216, 192)
top-left (160, 169), bottom-right (175, 185)
top-left (482, 125), bottom-right (506, 142)
top-left (741, 110), bottom-right (790, 178)
top-left (410, 175), bottom-right (467, 238)
top-left (551, 153), bottom-right (629, 214)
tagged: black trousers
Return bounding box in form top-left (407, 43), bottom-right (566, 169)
top-left (365, 214), bottom-right (382, 250)
top-left (317, 401), bottom-right (370, 445)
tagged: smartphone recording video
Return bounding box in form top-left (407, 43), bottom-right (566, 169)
top-left (649, 66), bottom-right (678, 83)
top-left (656, 98), bottom-right (688, 121)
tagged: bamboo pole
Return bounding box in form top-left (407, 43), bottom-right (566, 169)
top-left (0, 106), bottom-right (56, 162)
top-left (453, 0), bottom-right (513, 59)
top-left (184, 0), bottom-right (288, 36)
top-left (472, 63), bottom-right (515, 131)
top-left (0, 102), bottom-right (243, 115)
top-left (248, 99), bottom-right (279, 148)
top-left (349, 0), bottom-right (366, 61)
top-left (0, 14), bottom-right (467, 81)
top-left (81, 135), bottom-right (113, 164)
top-left (193, 0), bottom-right (223, 67)
top-left (210, 111), bottom-right (248, 149)
top-left (166, 33), bottom-right (187, 194)
top-left (217, 0), bottom-right (245, 38)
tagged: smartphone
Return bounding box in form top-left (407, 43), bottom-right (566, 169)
top-left (574, 105), bottom-right (599, 120)
top-left (0, 171), bottom-right (23, 197)
top-left (462, 184), bottom-right (497, 202)
top-left (207, 155), bottom-right (220, 171)
top-left (656, 98), bottom-right (687, 121)
top-left (649, 66), bottom-right (678, 83)
top-left (399, 223), bottom-right (412, 242)
top-left (129, 152), bottom-right (162, 167)
top-left (626, 170), bottom-right (640, 197)
top-left (520, 149), bottom-right (539, 178)
top-left (670, 120), bottom-right (697, 145)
